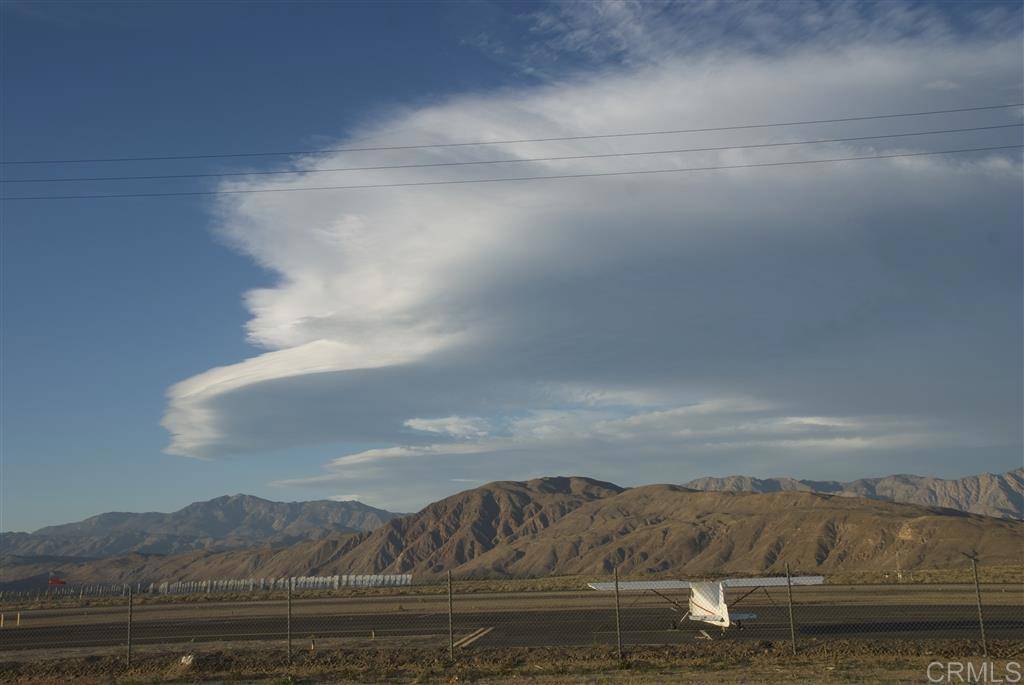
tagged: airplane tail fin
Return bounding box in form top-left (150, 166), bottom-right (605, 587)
top-left (688, 581), bottom-right (731, 627)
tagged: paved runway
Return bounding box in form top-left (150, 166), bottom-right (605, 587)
top-left (1, 604), bottom-right (1021, 651)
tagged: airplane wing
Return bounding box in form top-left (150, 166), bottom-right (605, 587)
top-left (588, 576), bottom-right (824, 591)
top-left (723, 576), bottom-right (824, 587)
top-left (587, 580), bottom-right (691, 591)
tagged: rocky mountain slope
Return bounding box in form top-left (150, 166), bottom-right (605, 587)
top-left (0, 494), bottom-right (400, 559)
top-left (6, 476), bottom-right (1020, 586)
top-left (684, 469), bottom-right (1024, 520)
top-left (322, 476), bottom-right (625, 575)
top-left (318, 478), bottom-right (1021, 577)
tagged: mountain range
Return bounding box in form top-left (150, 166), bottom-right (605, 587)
top-left (0, 494), bottom-right (400, 559)
top-left (246, 476), bottom-right (1021, 579)
top-left (2, 473), bottom-right (1021, 588)
top-left (684, 468), bottom-right (1023, 520)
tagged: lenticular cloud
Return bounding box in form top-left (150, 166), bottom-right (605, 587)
top-left (162, 33), bottom-right (1021, 492)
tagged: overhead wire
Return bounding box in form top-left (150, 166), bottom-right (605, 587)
top-left (3, 123), bottom-right (1019, 184)
top-left (4, 144), bottom-right (1019, 201)
top-left (2, 103), bottom-right (1021, 165)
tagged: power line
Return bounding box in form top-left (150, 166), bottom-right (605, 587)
top-left (3, 145), bottom-right (1018, 201)
top-left (2, 104), bottom-right (1021, 166)
top-left (4, 124), bottom-right (1019, 184)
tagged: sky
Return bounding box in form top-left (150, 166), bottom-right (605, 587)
top-left (2, 1), bottom-right (1022, 532)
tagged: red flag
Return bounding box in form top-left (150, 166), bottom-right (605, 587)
top-left (48, 576), bottom-right (66, 586)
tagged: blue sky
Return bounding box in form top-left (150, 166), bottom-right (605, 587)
top-left (3, 1), bottom-right (1022, 532)
top-left (2, 1), bottom-right (531, 530)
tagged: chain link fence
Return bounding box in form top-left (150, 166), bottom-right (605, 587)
top-left (0, 560), bottom-right (1020, 668)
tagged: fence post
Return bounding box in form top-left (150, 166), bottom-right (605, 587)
top-left (965, 554), bottom-right (988, 657)
top-left (127, 585), bottom-right (133, 668)
top-left (447, 570), bottom-right (454, 660)
top-left (286, 581), bottom-right (292, 664)
top-left (785, 562), bottom-right (797, 656)
top-left (613, 567), bottom-right (623, 660)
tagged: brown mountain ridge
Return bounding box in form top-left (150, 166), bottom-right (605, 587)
top-left (4, 476), bottom-right (1020, 587)
top-left (684, 468), bottom-right (1024, 520)
top-left (0, 494), bottom-right (401, 559)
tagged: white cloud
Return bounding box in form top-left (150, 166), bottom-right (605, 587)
top-left (481, 1), bottom-right (1021, 75)
top-left (274, 399), bottom-right (972, 488)
top-left (404, 416), bottom-right (491, 439)
top-left (164, 7), bottom-right (1022, 500)
top-left (162, 339), bottom-right (437, 456)
top-left (271, 443), bottom-right (503, 487)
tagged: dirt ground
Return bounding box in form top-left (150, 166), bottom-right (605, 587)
top-left (1, 639), bottom-right (1021, 684)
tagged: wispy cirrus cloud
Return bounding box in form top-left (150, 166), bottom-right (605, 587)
top-left (471, 0), bottom-right (1022, 76)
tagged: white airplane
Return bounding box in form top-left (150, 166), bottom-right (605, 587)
top-left (588, 575), bottom-right (824, 631)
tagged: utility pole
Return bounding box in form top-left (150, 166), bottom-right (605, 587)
top-left (127, 586), bottom-right (133, 668)
top-left (447, 571), bottom-right (455, 660)
top-left (286, 581), bottom-right (292, 663)
top-left (962, 553), bottom-right (988, 657)
top-left (785, 563), bottom-right (797, 656)
top-left (613, 567), bottom-right (623, 660)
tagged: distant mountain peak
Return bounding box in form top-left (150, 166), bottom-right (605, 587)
top-left (684, 468), bottom-right (1023, 520)
top-left (506, 475), bottom-right (626, 496)
top-left (2, 494), bottom-right (402, 560)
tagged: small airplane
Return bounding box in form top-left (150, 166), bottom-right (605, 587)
top-left (587, 575), bottom-right (824, 632)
